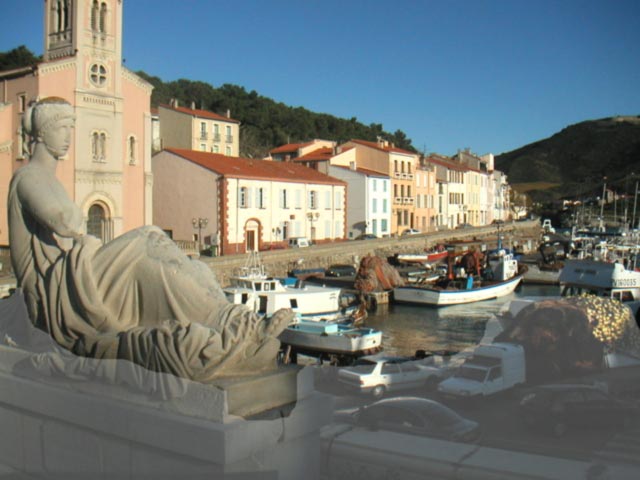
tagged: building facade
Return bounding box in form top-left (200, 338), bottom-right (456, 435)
top-left (414, 163), bottom-right (437, 232)
top-left (153, 148), bottom-right (346, 255)
top-left (329, 165), bottom-right (391, 239)
top-left (336, 139), bottom-right (418, 235)
top-left (0, 0), bottom-right (153, 246)
top-left (158, 101), bottom-right (240, 156)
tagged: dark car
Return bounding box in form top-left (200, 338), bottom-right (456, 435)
top-left (355, 233), bottom-right (378, 240)
top-left (336, 396), bottom-right (481, 442)
top-left (325, 264), bottom-right (356, 277)
top-left (455, 223), bottom-right (473, 229)
top-left (519, 384), bottom-right (638, 437)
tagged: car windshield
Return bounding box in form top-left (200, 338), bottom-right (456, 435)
top-left (346, 359), bottom-right (377, 374)
top-left (455, 366), bottom-right (487, 381)
top-left (422, 404), bottom-right (462, 428)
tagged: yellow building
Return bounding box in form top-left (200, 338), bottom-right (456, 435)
top-left (335, 139), bottom-right (418, 234)
top-left (158, 101), bottom-right (240, 157)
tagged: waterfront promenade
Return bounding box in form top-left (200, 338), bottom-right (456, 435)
top-left (201, 220), bottom-right (541, 287)
top-left (0, 220), bottom-right (541, 295)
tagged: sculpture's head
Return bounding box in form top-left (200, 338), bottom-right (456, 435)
top-left (24, 97), bottom-right (75, 159)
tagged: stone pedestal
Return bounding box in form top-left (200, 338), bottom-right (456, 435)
top-left (0, 294), bottom-right (333, 479)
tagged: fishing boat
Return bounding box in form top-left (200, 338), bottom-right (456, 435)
top-left (223, 252), bottom-right (360, 322)
top-left (393, 251), bottom-right (525, 307)
top-left (394, 251), bottom-right (448, 265)
top-left (559, 259), bottom-right (640, 303)
top-left (278, 319), bottom-right (382, 360)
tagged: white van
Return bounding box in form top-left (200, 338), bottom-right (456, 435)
top-left (437, 342), bottom-right (525, 398)
top-left (288, 237), bottom-right (310, 248)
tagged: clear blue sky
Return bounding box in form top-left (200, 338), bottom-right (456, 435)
top-left (2, 0), bottom-right (639, 156)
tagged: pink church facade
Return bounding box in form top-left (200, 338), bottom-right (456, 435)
top-left (0, 0), bottom-right (153, 247)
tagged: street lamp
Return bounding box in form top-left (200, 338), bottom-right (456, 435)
top-left (307, 212), bottom-right (319, 240)
top-left (192, 217), bottom-right (208, 253)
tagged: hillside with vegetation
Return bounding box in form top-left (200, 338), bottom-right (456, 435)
top-left (496, 117), bottom-right (640, 202)
top-left (0, 45), bottom-right (416, 159)
top-left (136, 71), bottom-right (416, 158)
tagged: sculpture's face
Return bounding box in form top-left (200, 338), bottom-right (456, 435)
top-left (42, 117), bottom-right (74, 158)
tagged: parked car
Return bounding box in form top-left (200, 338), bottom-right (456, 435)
top-left (335, 397), bottom-right (482, 442)
top-left (455, 223), bottom-right (473, 230)
top-left (288, 237), bottom-right (310, 248)
top-left (401, 228), bottom-right (421, 236)
top-left (337, 353), bottom-right (455, 398)
top-left (354, 233), bottom-right (378, 241)
top-left (325, 264), bottom-right (356, 277)
top-left (519, 384), bottom-right (638, 437)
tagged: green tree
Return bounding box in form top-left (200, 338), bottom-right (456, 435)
top-left (0, 45), bottom-right (41, 71)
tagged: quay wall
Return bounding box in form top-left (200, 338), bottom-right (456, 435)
top-left (202, 220), bottom-right (541, 287)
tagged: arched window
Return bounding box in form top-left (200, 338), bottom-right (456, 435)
top-left (57, 1), bottom-right (64, 32)
top-left (91, 132), bottom-right (99, 161)
top-left (128, 135), bottom-right (136, 165)
top-left (51, 1), bottom-right (60, 33)
top-left (62, 0), bottom-right (70, 30)
top-left (99, 2), bottom-right (107, 33)
top-left (91, 0), bottom-right (99, 31)
top-left (99, 132), bottom-right (106, 161)
top-left (87, 204), bottom-right (106, 241)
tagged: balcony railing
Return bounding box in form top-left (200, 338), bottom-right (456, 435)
top-left (199, 132), bottom-right (208, 140)
top-left (213, 133), bottom-right (221, 142)
top-left (394, 197), bottom-right (403, 204)
top-left (402, 197), bottom-right (414, 205)
top-left (393, 172), bottom-right (402, 179)
top-left (226, 135), bottom-right (234, 143)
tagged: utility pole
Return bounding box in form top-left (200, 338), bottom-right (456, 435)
top-left (633, 175), bottom-right (639, 230)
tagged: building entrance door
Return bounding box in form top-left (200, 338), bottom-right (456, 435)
top-left (246, 230), bottom-right (256, 252)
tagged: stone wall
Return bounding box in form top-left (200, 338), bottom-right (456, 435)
top-left (203, 221), bottom-right (541, 287)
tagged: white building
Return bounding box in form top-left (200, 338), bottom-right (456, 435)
top-left (329, 164), bottom-right (391, 239)
top-left (153, 148), bottom-right (346, 254)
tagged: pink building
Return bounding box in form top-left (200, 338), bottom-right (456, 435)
top-left (0, 0), bottom-right (152, 247)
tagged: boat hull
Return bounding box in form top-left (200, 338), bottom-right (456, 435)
top-left (279, 323), bottom-right (382, 355)
top-left (393, 275), bottom-right (523, 306)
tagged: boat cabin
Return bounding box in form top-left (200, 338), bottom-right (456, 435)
top-left (559, 259), bottom-right (640, 302)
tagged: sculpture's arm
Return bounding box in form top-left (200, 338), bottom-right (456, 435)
top-left (17, 173), bottom-right (84, 239)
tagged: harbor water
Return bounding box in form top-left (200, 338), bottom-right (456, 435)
top-left (365, 284), bottom-right (558, 356)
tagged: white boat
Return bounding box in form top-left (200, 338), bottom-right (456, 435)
top-left (278, 320), bottom-right (382, 358)
top-left (393, 252), bottom-right (524, 307)
top-left (223, 252), bottom-right (355, 322)
top-left (559, 259), bottom-right (640, 303)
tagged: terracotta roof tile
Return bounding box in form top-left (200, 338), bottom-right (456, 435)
top-left (331, 165), bottom-right (389, 178)
top-left (164, 148), bottom-right (345, 185)
top-left (349, 139), bottom-right (416, 156)
top-left (293, 147), bottom-right (334, 162)
top-left (424, 156), bottom-right (468, 172)
top-left (269, 142), bottom-right (313, 154)
top-left (159, 104), bottom-right (240, 123)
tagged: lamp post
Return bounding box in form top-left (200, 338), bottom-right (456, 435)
top-left (192, 217), bottom-right (208, 253)
top-left (307, 212), bottom-right (319, 241)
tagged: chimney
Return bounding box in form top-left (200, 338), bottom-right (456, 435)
top-left (226, 109), bottom-right (231, 118)
top-left (191, 101), bottom-right (196, 110)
